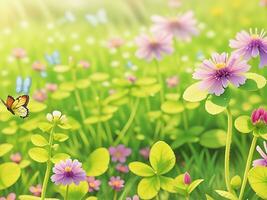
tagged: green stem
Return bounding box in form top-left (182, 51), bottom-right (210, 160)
top-left (65, 185), bottom-right (69, 200)
top-left (113, 191), bottom-right (117, 200)
top-left (238, 136), bottom-right (258, 200)
top-left (182, 109), bottom-right (189, 130)
top-left (224, 107), bottom-right (233, 193)
top-left (41, 123), bottom-right (56, 200)
top-left (185, 195), bottom-right (190, 200)
top-left (114, 99), bottom-right (139, 145)
top-left (154, 60), bottom-right (164, 103)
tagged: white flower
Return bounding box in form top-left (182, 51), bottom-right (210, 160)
top-left (46, 110), bottom-right (67, 124)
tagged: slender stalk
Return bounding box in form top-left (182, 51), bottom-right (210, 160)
top-left (41, 124), bottom-right (56, 200)
top-left (65, 185), bottom-right (69, 200)
top-left (182, 109), bottom-right (189, 130)
top-left (114, 99), bottom-right (139, 145)
top-left (154, 60), bottom-right (164, 103)
top-left (224, 107), bottom-right (233, 193)
top-left (238, 136), bottom-right (258, 200)
top-left (185, 195), bottom-right (190, 200)
top-left (113, 191), bottom-right (117, 200)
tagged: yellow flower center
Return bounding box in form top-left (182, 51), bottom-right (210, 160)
top-left (251, 34), bottom-right (259, 39)
top-left (113, 180), bottom-right (121, 187)
top-left (89, 182), bottom-right (95, 188)
top-left (64, 166), bottom-right (72, 172)
top-left (215, 62), bottom-right (226, 69)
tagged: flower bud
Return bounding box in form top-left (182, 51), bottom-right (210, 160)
top-left (230, 175), bottom-right (241, 189)
top-left (184, 172), bottom-right (191, 185)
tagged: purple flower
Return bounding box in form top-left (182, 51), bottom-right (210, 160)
top-left (151, 11), bottom-right (198, 42)
top-left (184, 172), bottom-right (191, 185)
top-left (116, 164), bottom-right (129, 173)
top-left (109, 145), bottom-right (132, 163)
top-left (108, 176), bottom-right (124, 191)
top-left (126, 195), bottom-right (140, 200)
top-left (135, 33), bottom-right (173, 61)
top-left (139, 147), bottom-right (150, 160)
top-left (251, 108), bottom-right (267, 124)
top-left (253, 141), bottom-right (267, 167)
top-left (229, 29), bottom-right (267, 68)
top-left (193, 52), bottom-right (250, 96)
top-left (51, 159), bottom-right (86, 186)
top-left (86, 176), bottom-right (101, 192)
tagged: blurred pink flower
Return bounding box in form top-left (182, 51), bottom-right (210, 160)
top-left (86, 176), bottom-right (101, 192)
top-left (135, 33), bottom-right (173, 61)
top-left (139, 147), bottom-right (150, 160)
top-left (126, 195), bottom-right (139, 200)
top-left (260, 0), bottom-right (267, 6)
top-left (78, 60), bottom-right (90, 69)
top-left (107, 37), bottom-right (124, 49)
top-left (12, 48), bottom-right (26, 59)
top-left (166, 76), bottom-right (179, 88)
top-left (127, 75), bottom-right (137, 84)
top-left (29, 184), bottom-right (42, 197)
top-left (168, 0), bottom-right (182, 8)
top-left (0, 193), bottom-right (16, 200)
top-left (10, 152), bottom-right (22, 164)
top-left (46, 83), bottom-right (58, 92)
top-left (108, 176), bottom-right (124, 191)
top-left (151, 11), bottom-right (198, 41)
top-left (109, 144), bottom-right (132, 163)
top-left (33, 89), bottom-right (47, 102)
top-left (116, 164), bottom-right (129, 173)
top-left (32, 61), bottom-right (46, 72)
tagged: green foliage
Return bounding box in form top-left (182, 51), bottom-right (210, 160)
top-left (0, 162), bottom-right (21, 190)
top-left (0, 143), bottom-right (13, 157)
top-left (199, 129), bottom-right (227, 148)
top-left (28, 147), bottom-right (49, 163)
top-left (248, 166), bottom-right (267, 199)
top-left (183, 82), bottom-right (208, 102)
top-left (58, 182), bottom-right (88, 200)
top-left (84, 148), bottom-right (110, 176)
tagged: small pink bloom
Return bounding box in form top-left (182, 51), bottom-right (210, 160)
top-left (166, 76), bottom-right (179, 88)
top-left (139, 147), bottom-right (150, 160)
top-left (251, 108), bottom-right (267, 124)
top-left (109, 144), bottom-right (132, 163)
top-left (46, 83), bottom-right (58, 92)
top-left (135, 33), bottom-right (173, 61)
top-left (127, 75), bottom-right (137, 84)
top-left (184, 172), bottom-right (191, 185)
top-left (151, 11), bottom-right (198, 41)
top-left (108, 176), bottom-right (124, 191)
top-left (32, 61), bottom-right (46, 72)
top-left (116, 164), bottom-right (129, 173)
top-left (12, 48), bottom-right (26, 59)
top-left (107, 37), bottom-right (124, 49)
top-left (0, 193), bottom-right (16, 200)
top-left (168, 0), bottom-right (182, 8)
top-left (29, 184), bottom-right (42, 197)
top-left (86, 176), bottom-right (101, 192)
top-left (260, 0), bottom-right (267, 7)
top-left (78, 60), bottom-right (90, 69)
top-left (33, 89), bottom-right (47, 102)
top-left (10, 152), bottom-right (22, 164)
top-left (126, 195), bottom-right (139, 200)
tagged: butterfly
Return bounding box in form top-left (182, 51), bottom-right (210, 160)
top-left (85, 9), bottom-right (108, 26)
top-left (16, 76), bottom-right (31, 94)
top-left (45, 51), bottom-right (61, 65)
top-left (1, 95), bottom-right (29, 118)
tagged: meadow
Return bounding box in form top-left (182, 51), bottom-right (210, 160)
top-left (0, 0), bottom-right (267, 199)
